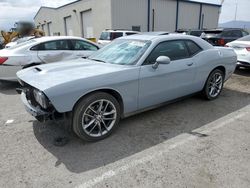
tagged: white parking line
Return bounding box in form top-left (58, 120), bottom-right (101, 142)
top-left (75, 104), bottom-right (250, 188)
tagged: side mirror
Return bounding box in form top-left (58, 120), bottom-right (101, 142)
top-left (152, 56), bottom-right (171, 69)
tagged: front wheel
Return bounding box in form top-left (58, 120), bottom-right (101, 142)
top-left (202, 69), bottom-right (225, 100)
top-left (72, 92), bottom-right (121, 142)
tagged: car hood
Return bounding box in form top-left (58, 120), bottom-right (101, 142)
top-left (17, 58), bottom-right (135, 91)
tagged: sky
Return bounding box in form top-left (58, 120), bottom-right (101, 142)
top-left (0, 0), bottom-right (250, 30)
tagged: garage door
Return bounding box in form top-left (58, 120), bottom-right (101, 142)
top-left (81, 10), bottom-right (93, 38)
top-left (64, 16), bottom-right (74, 36)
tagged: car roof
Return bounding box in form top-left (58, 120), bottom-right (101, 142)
top-left (119, 34), bottom-right (213, 50)
top-left (120, 33), bottom-right (196, 41)
top-left (33, 36), bottom-right (90, 42)
top-left (141, 31), bottom-right (170, 35)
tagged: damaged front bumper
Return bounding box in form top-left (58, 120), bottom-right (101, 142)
top-left (21, 91), bottom-right (51, 122)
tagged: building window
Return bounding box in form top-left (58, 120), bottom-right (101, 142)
top-left (132, 26), bottom-right (141, 32)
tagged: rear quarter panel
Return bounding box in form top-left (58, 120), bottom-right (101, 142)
top-left (193, 47), bottom-right (237, 91)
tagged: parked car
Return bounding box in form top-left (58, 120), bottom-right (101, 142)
top-left (226, 35), bottom-right (250, 68)
top-left (17, 34), bottom-right (237, 142)
top-left (176, 29), bottom-right (205, 37)
top-left (0, 36), bottom-right (99, 81)
top-left (5, 36), bottom-right (35, 48)
top-left (201, 28), bottom-right (249, 46)
top-left (98, 29), bottom-right (140, 45)
top-left (188, 30), bottom-right (205, 37)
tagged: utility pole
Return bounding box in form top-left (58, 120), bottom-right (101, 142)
top-left (234, 0), bottom-right (238, 21)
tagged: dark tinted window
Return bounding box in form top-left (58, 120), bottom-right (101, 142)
top-left (126, 32), bottom-right (138, 36)
top-left (39, 40), bottom-right (70, 50)
top-left (71, 40), bottom-right (98, 51)
top-left (110, 32), bottom-right (123, 40)
top-left (185, 40), bottom-right (202, 56)
top-left (144, 40), bottom-right (189, 64)
top-left (189, 31), bottom-right (203, 37)
top-left (222, 30), bottom-right (242, 37)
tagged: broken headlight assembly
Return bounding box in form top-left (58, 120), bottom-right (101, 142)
top-left (33, 89), bottom-right (50, 109)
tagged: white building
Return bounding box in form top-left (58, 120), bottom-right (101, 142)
top-left (34, 0), bottom-right (221, 39)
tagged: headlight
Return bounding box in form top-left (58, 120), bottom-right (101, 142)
top-left (33, 89), bottom-right (49, 109)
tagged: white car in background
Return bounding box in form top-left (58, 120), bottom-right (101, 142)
top-left (0, 36), bottom-right (99, 81)
top-left (98, 29), bottom-right (140, 45)
top-left (226, 35), bottom-right (250, 68)
top-left (5, 36), bottom-right (35, 48)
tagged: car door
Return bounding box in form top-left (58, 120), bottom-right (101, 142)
top-left (138, 40), bottom-right (197, 109)
top-left (37, 40), bottom-right (74, 63)
top-left (70, 40), bottom-right (99, 58)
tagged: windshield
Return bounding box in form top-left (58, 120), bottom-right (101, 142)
top-left (7, 39), bottom-right (37, 50)
top-left (237, 35), bottom-right (250, 41)
top-left (89, 39), bottom-right (151, 65)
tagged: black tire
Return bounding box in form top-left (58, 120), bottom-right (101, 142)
top-left (72, 92), bottom-right (121, 142)
top-left (202, 69), bottom-right (225, 100)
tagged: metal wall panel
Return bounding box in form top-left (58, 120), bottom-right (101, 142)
top-left (111, 0), bottom-right (148, 32)
top-left (151, 0), bottom-right (177, 32)
top-left (201, 4), bottom-right (220, 29)
top-left (178, 1), bottom-right (200, 30)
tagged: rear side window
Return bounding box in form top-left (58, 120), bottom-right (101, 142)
top-left (71, 40), bottom-right (98, 51)
top-left (144, 40), bottom-right (190, 64)
top-left (185, 40), bottom-right (202, 56)
top-left (38, 40), bottom-right (71, 51)
top-left (222, 30), bottom-right (242, 38)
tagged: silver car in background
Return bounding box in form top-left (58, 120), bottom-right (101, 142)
top-left (17, 34), bottom-right (237, 142)
top-left (0, 36), bottom-right (99, 81)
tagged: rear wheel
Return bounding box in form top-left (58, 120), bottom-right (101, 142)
top-left (72, 92), bottom-right (121, 142)
top-left (202, 69), bottom-right (225, 100)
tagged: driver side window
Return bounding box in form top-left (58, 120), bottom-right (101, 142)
top-left (144, 40), bottom-right (189, 65)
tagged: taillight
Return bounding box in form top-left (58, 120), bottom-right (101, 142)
top-left (246, 47), bottom-right (250, 52)
top-left (218, 39), bottom-right (225, 46)
top-left (0, 57), bottom-right (8, 65)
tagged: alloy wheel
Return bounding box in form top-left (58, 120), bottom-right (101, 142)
top-left (81, 99), bottom-right (117, 137)
top-left (208, 72), bottom-right (223, 98)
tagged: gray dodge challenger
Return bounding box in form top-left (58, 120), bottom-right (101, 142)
top-left (17, 34), bottom-right (237, 141)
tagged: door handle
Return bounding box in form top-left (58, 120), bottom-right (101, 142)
top-left (187, 62), bottom-right (194, 66)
